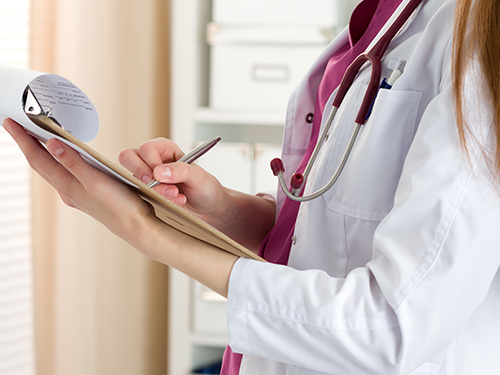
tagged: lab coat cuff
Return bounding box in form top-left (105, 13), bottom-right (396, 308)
top-left (226, 257), bottom-right (254, 355)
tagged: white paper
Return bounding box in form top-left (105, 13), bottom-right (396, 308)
top-left (0, 66), bottom-right (99, 142)
top-left (0, 66), bottom-right (137, 187)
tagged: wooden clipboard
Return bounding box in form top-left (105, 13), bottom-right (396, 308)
top-left (28, 114), bottom-right (265, 262)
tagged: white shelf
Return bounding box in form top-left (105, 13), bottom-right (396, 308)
top-left (195, 107), bottom-right (285, 126)
top-left (190, 334), bottom-right (229, 347)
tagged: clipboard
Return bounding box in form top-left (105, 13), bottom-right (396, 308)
top-left (0, 66), bottom-right (264, 262)
top-left (28, 114), bottom-right (265, 262)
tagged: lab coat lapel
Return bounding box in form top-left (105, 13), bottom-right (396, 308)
top-left (365, 0), bottom-right (424, 53)
top-left (284, 27), bottom-right (349, 152)
top-left (279, 28), bottom-right (350, 214)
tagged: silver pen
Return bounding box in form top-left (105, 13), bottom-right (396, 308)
top-left (147, 136), bottom-right (221, 188)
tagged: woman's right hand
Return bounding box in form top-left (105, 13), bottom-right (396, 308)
top-left (119, 138), bottom-right (227, 220)
top-left (119, 138), bottom-right (276, 251)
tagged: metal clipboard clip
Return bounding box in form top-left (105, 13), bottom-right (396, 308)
top-left (23, 85), bottom-right (64, 130)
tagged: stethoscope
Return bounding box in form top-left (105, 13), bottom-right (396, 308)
top-left (271, 0), bottom-right (424, 202)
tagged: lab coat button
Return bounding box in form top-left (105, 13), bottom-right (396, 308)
top-left (305, 113), bottom-right (314, 124)
top-left (292, 235), bottom-right (297, 245)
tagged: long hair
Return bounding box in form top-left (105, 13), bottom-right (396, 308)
top-left (453, 0), bottom-right (500, 172)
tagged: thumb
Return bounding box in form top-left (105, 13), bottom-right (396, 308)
top-left (153, 162), bottom-right (205, 187)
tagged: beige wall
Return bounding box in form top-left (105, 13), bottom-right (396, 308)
top-left (30, 0), bottom-right (171, 374)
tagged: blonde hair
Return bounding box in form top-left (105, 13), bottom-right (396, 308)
top-left (453, 0), bottom-right (500, 172)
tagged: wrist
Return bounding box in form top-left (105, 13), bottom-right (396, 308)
top-left (216, 189), bottom-right (276, 251)
top-left (116, 205), bottom-right (175, 261)
top-left (125, 208), bottom-right (239, 298)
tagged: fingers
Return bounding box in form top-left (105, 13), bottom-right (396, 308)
top-left (119, 138), bottom-right (185, 184)
top-left (3, 119), bottom-right (73, 189)
top-left (44, 138), bottom-right (102, 190)
top-left (119, 137), bottom-right (222, 209)
top-left (4, 118), bottom-right (110, 200)
top-left (139, 138), bottom-right (184, 168)
top-left (153, 162), bottom-right (210, 195)
top-left (157, 184), bottom-right (187, 206)
top-left (5, 119), bottom-right (163, 246)
top-left (119, 148), bottom-right (154, 183)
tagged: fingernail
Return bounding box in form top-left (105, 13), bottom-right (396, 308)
top-left (142, 175), bottom-right (152, 184)
top-left (156, 166), bottom-right (172, 180)
top-left (162, 186), bottom-right (177, 198)
top-left (47, 141), bottom-right (64, 157)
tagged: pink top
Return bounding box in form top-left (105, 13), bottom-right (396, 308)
top-left (221, 0), bottom-right (404, 372)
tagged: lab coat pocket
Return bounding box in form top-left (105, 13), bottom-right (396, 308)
top-left (322, 86), bottom-right (422, 221)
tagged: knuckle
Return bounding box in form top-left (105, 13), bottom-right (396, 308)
top-left (61, 155), bottom-right (78, 171)
top-left (118, 148), bottom-right (133, 164)
top-left (118, 149), bottom-right (139, 171)
top-left (153, 137), bottom-right (169, 145)
top-left (118, 148), bottom-right (152, 179)
top-left (175, 162), bottom-right (189, 180)
top-left (139, 141), bottom-right (162, 165)
top-left (85, 182), bottom-right (101, 197)
top-left (176, 162), bottom-right (204, 185)
top-left (138, 139), bottom-right (160, 154)
top-left (59, 194), bottom-right (75, 208)
top-left (186, 163), bottom-right (203, 181)
top-left (161, 138), bottom-right (175, 149)
top-left (140, 138), bottom-right (175, 158)
top-left (25, 154), bottom-right (37, 169)
top-left (137, 143), bottom-right (149, 154)
top-left (57, 184), bottom-right (77, 208)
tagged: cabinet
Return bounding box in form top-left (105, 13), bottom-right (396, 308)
top-left (168, 1), bottom-right (360, 374)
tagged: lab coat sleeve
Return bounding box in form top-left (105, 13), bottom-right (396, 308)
top-left (226, 63), bottom-right (500, 374)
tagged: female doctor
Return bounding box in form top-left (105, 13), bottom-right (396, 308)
top-left (4, 0), bottom-right (500, 374)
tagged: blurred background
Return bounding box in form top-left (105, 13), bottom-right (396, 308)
top-left (0, 0), bottom-right (359, 374)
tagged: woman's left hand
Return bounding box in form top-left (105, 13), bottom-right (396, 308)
top-left (3, 118), bottom-right (238, 297)
top-left (2, 118), bottom-right (158, 249)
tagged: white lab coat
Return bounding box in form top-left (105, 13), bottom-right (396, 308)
top-left (226, 0), bottom-right (500, 374)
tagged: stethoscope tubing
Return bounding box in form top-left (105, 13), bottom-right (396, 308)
top-left (276, 120), bottom-right (362, 202)
top-left (301, 106), bottom-right (339, 187)
top-left (273, 0), bottom-right (424, 203)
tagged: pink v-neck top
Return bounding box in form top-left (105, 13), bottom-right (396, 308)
top-left (221, 0), bottom-right (404, 373)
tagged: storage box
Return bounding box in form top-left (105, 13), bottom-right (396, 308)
top-left (213, 0), bottom-right (339, 27)
top-left (208, 26), bottom-right (327, 111)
